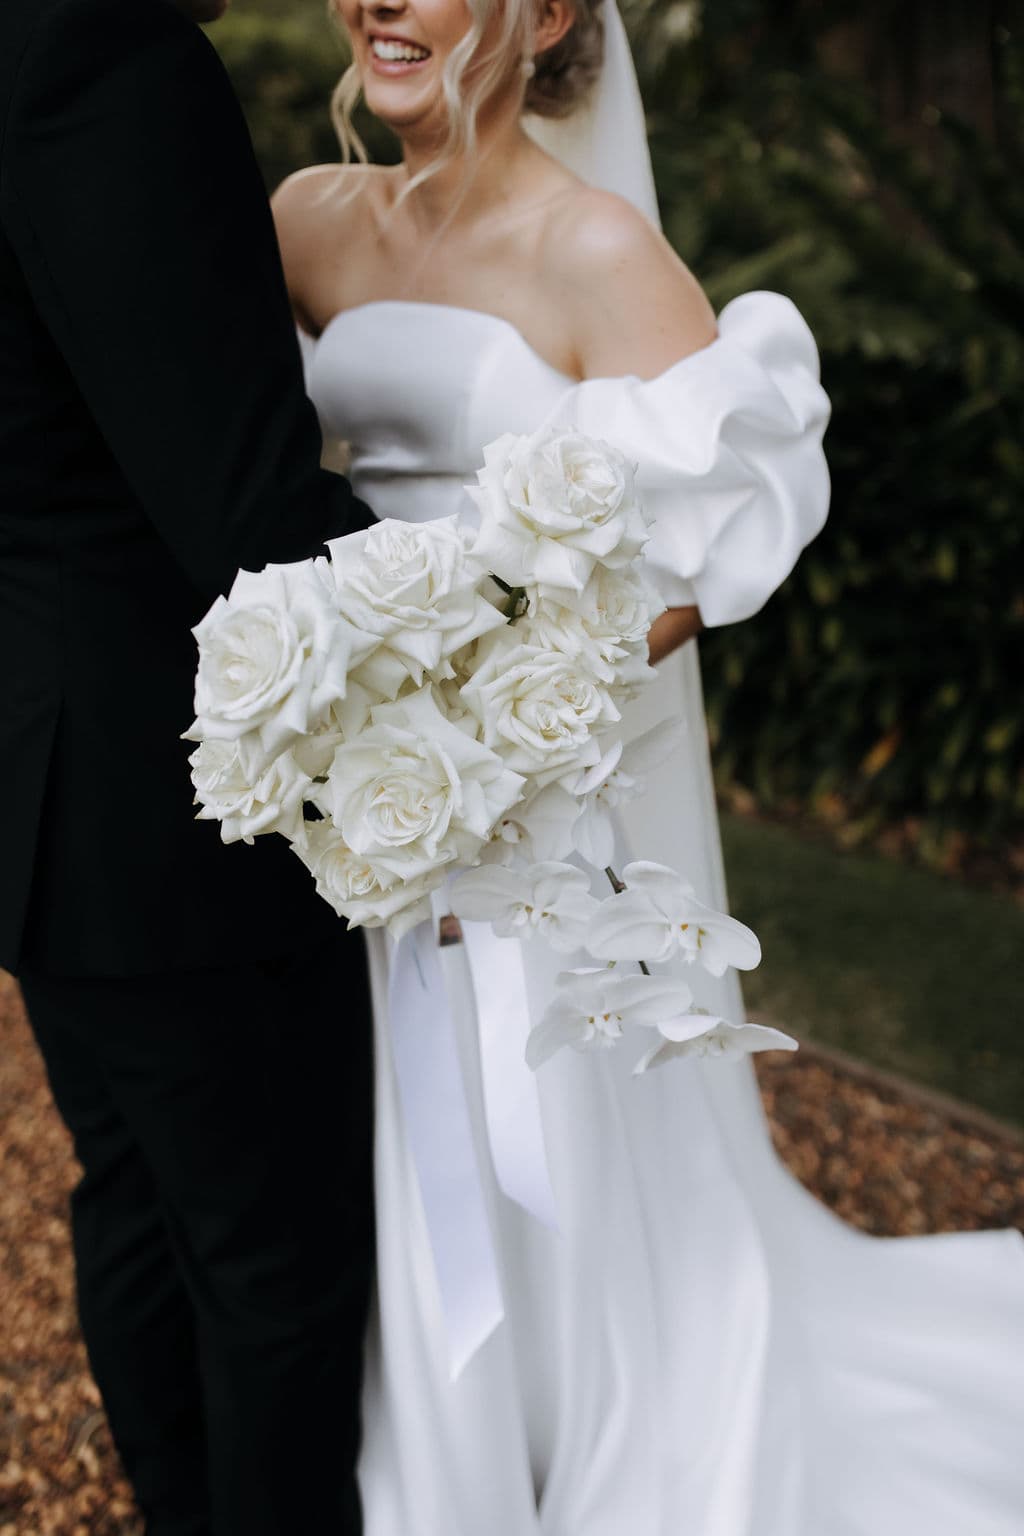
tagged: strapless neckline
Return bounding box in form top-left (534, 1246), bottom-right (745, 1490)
top-left (308, 299), bottom-right (580, 385)
top-left (306, 298), bottom-right (740, 391)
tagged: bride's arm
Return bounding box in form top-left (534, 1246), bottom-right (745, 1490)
top-left (548, 191), bottom-right (717, 662)
top-left (648, 607), bottom-right (702, 664)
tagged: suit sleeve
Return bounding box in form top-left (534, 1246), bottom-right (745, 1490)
top-left (2, 0), bottom-right (373, 597)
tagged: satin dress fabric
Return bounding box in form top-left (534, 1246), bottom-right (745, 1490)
top-left (302, 293), bottom-right (1024, 1536)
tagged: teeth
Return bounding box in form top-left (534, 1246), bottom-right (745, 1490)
top-left (372, 39), bottom-right (430, 62)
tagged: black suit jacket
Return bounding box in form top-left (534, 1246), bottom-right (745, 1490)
top-left (0, 0), bottom-right (372, 976)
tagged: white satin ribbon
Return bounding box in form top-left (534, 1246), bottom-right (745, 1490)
top-left (461, 921), bottom-right (559, 1233)
top-left (388, 921), bottom-right (504, 1379)
top-left (388, 915), bottom-right (560, 1378)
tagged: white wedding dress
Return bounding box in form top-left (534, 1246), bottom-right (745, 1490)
top-left (300, 293), bottom-right (1024, 1536)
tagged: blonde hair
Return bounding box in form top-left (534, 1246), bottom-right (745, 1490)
top-left (328, 0), bottom-right (604, 195)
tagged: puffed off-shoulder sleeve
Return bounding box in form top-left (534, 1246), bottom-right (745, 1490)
top-left (546, 291), bottom-right (831, 627)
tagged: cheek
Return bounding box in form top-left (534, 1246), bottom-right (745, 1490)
top-left (330, 0), bottom-right (361, 44)
top-left (417, 0), bottom-right (476, 55)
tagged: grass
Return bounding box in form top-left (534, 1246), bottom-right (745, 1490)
top-left (720, 813), bottom-right (1024, 1127)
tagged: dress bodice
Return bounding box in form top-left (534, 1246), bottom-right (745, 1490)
top-left (304, 301), bottom-right (576, 529)
top-left (301, 292), bottom-right (832, 627)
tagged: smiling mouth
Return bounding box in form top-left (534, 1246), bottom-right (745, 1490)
top-left (370, 38), bottom-right (432, 63)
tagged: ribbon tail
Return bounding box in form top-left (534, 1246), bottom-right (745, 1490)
top-left (388, 921), bottom-right (505, 1380)
top-left (462, 922), bottom-right (560, 1233)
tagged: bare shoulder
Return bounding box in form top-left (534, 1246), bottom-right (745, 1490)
top-left (543, 186), bottom-right (659, 261)
top-left (272, 164), bottom-right (391, 332)
top-left (272, 163), bottom-right (384, 239)
top-left (542, 187), bottom-right (716, 379)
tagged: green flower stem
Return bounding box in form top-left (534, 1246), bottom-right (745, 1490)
top-left (488, 572), bottom-right (527, 621)
top-left (504, 587), bottom-right (527, 622)
top-left (604, 865), bottom-right (651, 976)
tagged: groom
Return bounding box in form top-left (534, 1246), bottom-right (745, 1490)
top-left (1, 1), bottom-right (375, 1532)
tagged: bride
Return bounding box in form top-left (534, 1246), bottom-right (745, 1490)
top-left (272, 0), bottom-right (1024, 1530)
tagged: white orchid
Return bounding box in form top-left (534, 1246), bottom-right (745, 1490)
top-left (449, 863), bottom-right (598, 953)
top-left (587, 862), bottom-right (761, 977)
top-left (526, 968), bottom-right (696, 1069)
top-left (570, 719), bottom-right (686, 869)
top-left (475, 782), bottom-right (580, 867)
top-left (633, 1014), bottom-right (799, 1074)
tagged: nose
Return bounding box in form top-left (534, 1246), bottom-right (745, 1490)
top-left (361, 0), bottom-right (411, 22)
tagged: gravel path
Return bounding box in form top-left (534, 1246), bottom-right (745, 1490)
top-left (2, 972), bottom-right (1023, 1533)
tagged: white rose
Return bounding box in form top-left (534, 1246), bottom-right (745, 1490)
top-left (324, 517), bottom-right (506, 699)
top-left (528, 565), bottom-right (663, 692)
top-left (516, 602), bottom-right (616, 685)
top-left (575, 563), bottom-right (662, 649)
top-left (323, 686), bottom-right (524, 880)
top-left (292, 822), bottom-right (440, 938)
top-left (461, 634), bottom-right (620, 782)
top-left (186, 561), bottom-right (369, 767)
top-left (189, 739), bottom-right (311, 846)
top-left (289, 683), bottom-right (377, 781)
top-left (470, 428), bottom-right (650, 594)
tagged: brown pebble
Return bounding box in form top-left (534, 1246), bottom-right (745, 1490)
top-left (2, 971), bottom-right (1022, 1531)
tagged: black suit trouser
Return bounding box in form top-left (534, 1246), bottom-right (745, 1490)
top-left (19, 933), bottom-right (374, 1536)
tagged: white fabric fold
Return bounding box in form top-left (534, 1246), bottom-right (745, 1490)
top-left (461, 921), bottom-right (560, 1234)
top-left (387, 920), bottom-right (504, 1378)
top-left (545, 291), bottom-right (832, 626)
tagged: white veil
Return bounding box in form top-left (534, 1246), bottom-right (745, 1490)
top-left (523, 0), bottom-right (660, 226)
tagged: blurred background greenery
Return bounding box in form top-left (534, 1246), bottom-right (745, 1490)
top-left (208, 0), bottom-right (1024, 1121)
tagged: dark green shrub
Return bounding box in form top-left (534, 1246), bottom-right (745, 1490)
top-left (209, 10), bottom-right (398, 189)
top-left (626, 2), bottom-right (1024, 853)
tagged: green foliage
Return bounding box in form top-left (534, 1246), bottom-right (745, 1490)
top-left (722, 812), bottom-right (1024, 1123)
top-left (623, 0), bottom-right (1024, 852)
top-left (209, 0), bottom-right (1024, 853)
top-left (702, 346), bottom-right (1024, 845)
top-left (208, 6), bottom-right (397, 189)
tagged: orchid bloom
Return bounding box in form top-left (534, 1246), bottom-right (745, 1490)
top-left (571, 719), bottom-right (686, 869)
top-left (587, 861), bottom-right (761, 977)
top-left (526, 967), bottom-right (695, 1068)
top-left (450, 862), bottom-right (598, 953)
top-left (633, 1014), bottom-right (798, 1074)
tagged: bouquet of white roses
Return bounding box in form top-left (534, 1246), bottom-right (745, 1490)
top-left (185, 427), bottom-right (796, 1074)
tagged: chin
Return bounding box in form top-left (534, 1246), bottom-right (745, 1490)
top-left (363, 82), bottom-right (438, 134)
